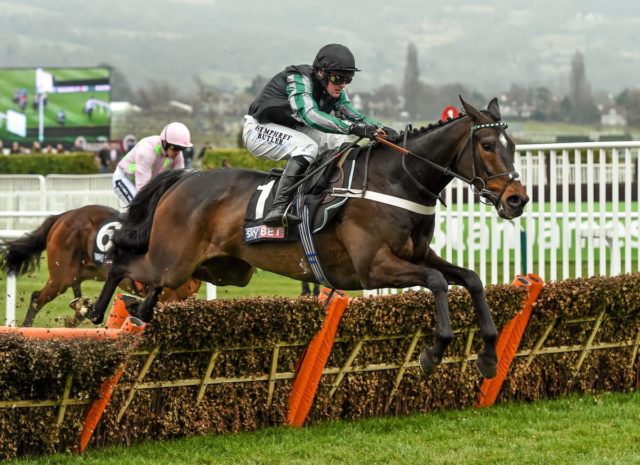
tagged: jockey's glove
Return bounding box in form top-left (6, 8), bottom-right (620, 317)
top-left (380, 126), bottom-right (399, 138)
top-left (349, 122), bottom-right (379, 140)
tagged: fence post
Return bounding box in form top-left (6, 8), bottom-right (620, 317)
top-left (5, 273), bottom-right (16, 327)
top-left (476, 273), bottom-right (544, 408)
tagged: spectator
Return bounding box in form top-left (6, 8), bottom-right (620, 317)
top-left (18, 88), bottom-right (27, 111)
top-left (195, 141), bottom-right (211, 166)
top-left (57, 109), bottom-right (66, 126)
top-left (10, 141), bottom-right (22, 154)
top-left (97, 143), bottom-right (110, 173)
top-left (182, 145), bottom-right (194, 168)
top-left (31, 141), bottom-right (42, 154)
top-left (55, 143), bottom-right (65, 154)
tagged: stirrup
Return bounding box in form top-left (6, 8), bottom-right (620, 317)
top-left (282, 204), bottom-right (301, 228)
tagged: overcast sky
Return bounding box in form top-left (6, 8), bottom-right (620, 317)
top-left (1, 0), bottom-right (639, 97)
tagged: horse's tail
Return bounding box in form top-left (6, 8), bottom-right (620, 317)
top-left (0, 213), bottom-right (63, 275)
top-left (113, 169), bottom-right (189, 255)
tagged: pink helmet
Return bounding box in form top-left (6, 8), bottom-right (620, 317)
top-left (160, 122), bottom-right (192, 148)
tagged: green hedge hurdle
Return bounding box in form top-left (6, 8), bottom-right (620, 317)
top-left (1, 276), bottom-right (638, 459)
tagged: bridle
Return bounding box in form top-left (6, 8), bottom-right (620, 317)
top-left (464, 122), bottom-right (520, 207)
top-left (375, 118), bottom-right (520, 209)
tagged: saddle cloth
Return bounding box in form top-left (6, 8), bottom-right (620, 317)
top-left (243, 145), bottom-right (359, 244)
top-left (92, 216), bottom-right (123, 264)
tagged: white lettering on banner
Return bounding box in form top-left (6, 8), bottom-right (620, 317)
top-left (244, 225), bottom-right (286, 242)
top-left (430, 217), bottom-right (640, 254)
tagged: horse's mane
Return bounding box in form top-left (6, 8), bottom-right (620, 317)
top-left (382, 113), bottom-right (468, 146)
top-left (382, 108), bottom-right (498, 146)
top-left (112, 169), bottom-right (192, 256)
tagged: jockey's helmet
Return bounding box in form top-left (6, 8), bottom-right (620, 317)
top-left (312, 44), bottom-right (360, 77)
top-left (160, 122), bottom-right (193, 148)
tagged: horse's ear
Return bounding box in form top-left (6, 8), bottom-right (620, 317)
top-left (487, 97), bottom-right (501, 120)
top-left (459, 95), bottom-right (483, 122)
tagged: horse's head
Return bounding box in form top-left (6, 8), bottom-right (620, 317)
top-left (455, 97), bottom-right (529, 219)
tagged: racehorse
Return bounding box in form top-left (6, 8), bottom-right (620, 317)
top-left (84, 97), bottom-right (529, 378)
top-left (0, 205), bottom-right (200, 327)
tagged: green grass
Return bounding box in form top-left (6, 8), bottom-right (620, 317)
top-left (0, 258), bottom-right (306, 327)
top-left (9, 391), bottom-right (640, 465)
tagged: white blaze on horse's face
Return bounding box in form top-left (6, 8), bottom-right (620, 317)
top-left (499, 132), bottom-right (508, 149)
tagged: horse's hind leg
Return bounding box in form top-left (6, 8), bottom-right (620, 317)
top-left (22, 291), bottom-right (41, 327)
top-left (22, 278), bottom-right (70, 327)
top-left (425, 250), bottom-right (498, 378)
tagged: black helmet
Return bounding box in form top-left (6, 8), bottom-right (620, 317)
top-left (312, 44), bottom-right (360, 76)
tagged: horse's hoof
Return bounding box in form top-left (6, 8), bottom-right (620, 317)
top-left (69, 297), bottom-right (82, 311)
top-left (476, 353), bottom-right (498, 379)
top-left (69, 297), bottom-right (91, 317)
top-left (88, 315), bottom-right (104, 325)
top-left (419, 348), bottom-right (440, 377)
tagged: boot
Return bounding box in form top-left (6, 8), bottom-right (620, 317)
top-left (263, 156), bottom-right (309, 227)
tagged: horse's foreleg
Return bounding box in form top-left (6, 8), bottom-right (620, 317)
top-left (424, 251), bottom-right (498, 378)
top-left (136, 287), bottom-right (163, 323)
top-left (359, 250), bottom-right (454, 377)
top-left (85, 269), bottom-right (125, 325)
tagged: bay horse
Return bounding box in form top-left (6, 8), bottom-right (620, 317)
top-left (84, 97), bottom-right (529, 378)
top-left (0, 205), bottom-right (200, 327)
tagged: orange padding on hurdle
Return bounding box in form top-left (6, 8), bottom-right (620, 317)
top-left (79, 294), bottom-right (145, 453)
top-left (0, 326), bottom-right (122, 339)
top-left (476, 273), bottom-right (544, 408)
top-left (286, 288), bottom-right (349, 427)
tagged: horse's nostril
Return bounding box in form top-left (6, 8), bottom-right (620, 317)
top-left (507, 195), bottom-right (527, 208)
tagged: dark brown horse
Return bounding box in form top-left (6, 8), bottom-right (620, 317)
top-left (85, 97), bottom-right (529, 378)
top-left (0, 205), bottom-right (200, 327)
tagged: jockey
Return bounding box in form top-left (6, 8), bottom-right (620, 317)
top-left (112, 122), bottom-right (191, 208)
top-left (243, 43), bottom-right (397, 227)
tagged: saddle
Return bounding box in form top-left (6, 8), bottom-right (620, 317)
top-left (243, 144), bottom-right (361, 244)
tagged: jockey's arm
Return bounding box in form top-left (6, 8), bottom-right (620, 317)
top-left (286, 73), bottom-right (351, 134)
top-left (134, 153), bottom-right (154, 191)
top-left (334, 92), bottom-right (382, 127)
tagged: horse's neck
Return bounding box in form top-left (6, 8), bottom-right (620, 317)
top-left (403, 120), bottom-right (469, 193)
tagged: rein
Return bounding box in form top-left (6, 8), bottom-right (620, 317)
top-left (374, 120), bottom-right (520, 208)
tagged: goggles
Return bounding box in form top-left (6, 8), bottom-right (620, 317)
top-left (167, 144), bottom-right (186, 152)
top-left (328, 74), bottom-right (352, 85)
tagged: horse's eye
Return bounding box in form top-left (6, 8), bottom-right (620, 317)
top-left (481, 143), bottom-right (494, 152)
